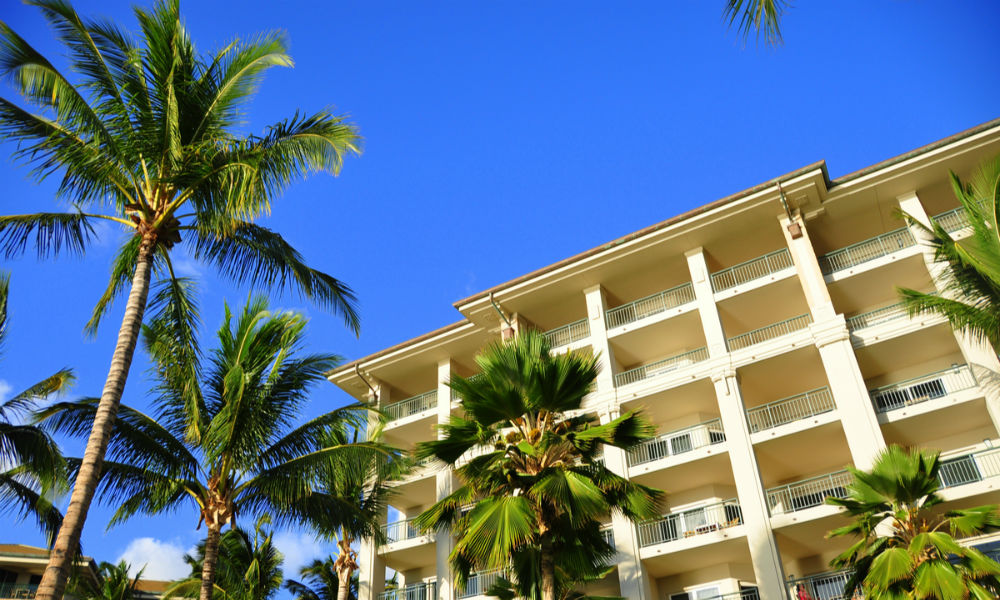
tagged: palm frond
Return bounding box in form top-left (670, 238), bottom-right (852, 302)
top-left (723, 0), bottom-right (786, 45)
top-left (0, 212), bottom-right (96, 259)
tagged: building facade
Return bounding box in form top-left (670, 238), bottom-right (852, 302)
top-left (329, 119), bottom-right (1000, 600)
top-left (0, 545), bottom-right (98, 600)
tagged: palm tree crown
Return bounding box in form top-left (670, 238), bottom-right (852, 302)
top-left (285, 556), bottom-right (357, 600)
top-left (827, 445), bottom-right (1000, 599)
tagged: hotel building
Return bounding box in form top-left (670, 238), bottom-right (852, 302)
top-left (328, 119), bottom-right (1000, 600)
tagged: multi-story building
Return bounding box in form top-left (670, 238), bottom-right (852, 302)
top-left (328, 118), bottom-right (1000, 600)
top-left (0, 545), bottom-right (98, 600)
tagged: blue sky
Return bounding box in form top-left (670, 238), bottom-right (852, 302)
top-left (2, 0), bottom-right (999, 588)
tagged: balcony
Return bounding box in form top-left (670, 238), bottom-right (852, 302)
top-left (786, 570), bottom-right (851, 600)
top-left (0, 584), bottom-right (36, 600)
top-left (614, 347), bottom-right (708, 387)
top-left (938, 448), bottom-right (1000, 489)
top-left (846, 301), bottom-right (909, 332)
top-left (457, 569), bottom-right (505, 599)
top-left (934, 206), bottom-right (971, 234)
top-left (710, 248), bottom-right (793, 294)
top-left (706, 591), bottom-right (760, 600)
top-left (767, 470), bottom-right (852, 516)
top-left (819, 228), bottom-right (916, 276)
top-left (726, 314), bottom-right (811, 352)
top-left (746, 387), bottom-right (835, 434)
top-left (377, 581), bottom-right (437, 600)
top-left (637, 500), bottom-right (743, 548)
top-left (382, 518), bottom-right (422, 544)
top-left (543, 318), bottom-right (590, 349)
top-left (600, 524), bottom-right (614, 548)
top-left (869, 365), bottom-right (977, 414)
top-left (605, 282), bottom-right (695, 330)
top-left (627, 419), bottom-right (725, 467)
top-left (384, 390), bottom-right (437, 422)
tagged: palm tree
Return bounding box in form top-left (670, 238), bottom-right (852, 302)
top-left (285, 556), bottom-right (356, 600)
top-left (414, 331), bottom-right (662, 600)
top-left (0, 272), bottom-right (74, 544)
top-left (37, 295), bottom-right (381, 600)
top-left (69, 561), bottom-right (143, 600)
top-left (899, 158), bottom-right (1000, 351)
top-left (827, 445), bottom-right (1000, 599)
top-left (0, 2), bottom-right (361, 596)
top-left (167, 516), bottom-right (284, 600)
top-left (723, 0), bottom-right (787, 45)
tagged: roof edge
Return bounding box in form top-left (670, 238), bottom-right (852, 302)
top-left (329, 319), bottom-right (471, 376)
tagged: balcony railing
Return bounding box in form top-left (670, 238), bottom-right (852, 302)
top-left (868, 364), bottom-right (977, 414)
top-left (726, 314), bottom-right (811, 351)
top-left (934, 206), bottom-right (972, 233)
top-left (938, 447), bottom-right (1000, 489)
top-left (543, 318), bottom-right (590, 348)
top-left (457, 569), bottom-right (506, 599)
top-left (378, 581), bottom-right (437, 600)
top-left (382, 518), bottom-right (421, 544)
top-left (450, 373), bottom-right (483, 402)
top-left (786, 570), bottom-right (853, 600)
top-left (746, 387), bottom-right (835, 433)
top-left (818, 227), bottom-right (916, 275)
top-left (706, 591), bottom-right (760, 600)
top-left (384, 390), bottom-right (437, 422)
top-left (605, 282), bottom-right (696, 329)
top-left (846, 302), bottom-right (909, 332)
top-left (767, 470), bottom-right (852, 515)
top-left (600, 524), bottom-right (614, 548)
top-left (637, 500), bottom-right (743, 548)
top-left (627, 419), bottom-right (725, 466)
top-left (711, 248), bottom-right (794, 293)
top-left (614, 347), bottom-right (709, 387)
top-left (0, 584), bottom-right (37, 600)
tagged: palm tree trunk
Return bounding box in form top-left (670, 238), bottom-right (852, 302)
top-left (199, 523), bottom-right (223, 600)
top-left (35, 238), bottom-right (156, 600)
top-left (540, 536), bottom-right (556, 600)
top-left (335, 566), bottom-right (353, 600)
top-left (335, 535), bottom-right (356, 600)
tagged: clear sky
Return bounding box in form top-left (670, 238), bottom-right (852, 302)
top-left (2, 0), bottom-right (998, 588)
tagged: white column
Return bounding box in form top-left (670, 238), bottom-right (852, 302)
top-left (711, 369), bottom-right (787, 598)
top-left (436, 360), bottom-right (457, 600)
top-left (899, 192), bottom-right (1000, 436)
top-left (598, 406), bottom-right (654, 600)
top-left (359, 380), bottom-right (390, 600)
top-left (584, 285), bottom-right (618, 394)
top-left (684, 248), bottom-right (728, 355)
top-left (779, 214), bottom-right (886, 469)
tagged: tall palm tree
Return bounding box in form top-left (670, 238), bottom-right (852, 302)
top-left (285, 556), bottom-right (356, 600)
top-left (0, 2), bottom-right (361, 596)
top-left (167, 516), bottom-right (284, 600)
top-left (899, 158), bottom-right (1000, 350)
top-left (827, 445), bottom-right (1000, 599)
top-left (723, 0), bottom-right (787, 45)
top-left (414, 331), bottom-right (662, 600)
top-left (0, 272), bottom-right (74, 544)
top-left (37, 294), bottom-right (381, 600)
top-left (69, 561), bottom-right (143, 600)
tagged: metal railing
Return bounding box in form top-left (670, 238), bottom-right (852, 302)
top-left (933, 206), bottom-right (974, 234)
top-left (378, 582), bottom-right (437, 600)
top-left (711, 248), bottom-right (794, 293)
top-left (727, 314), bottom-right (811, 351)
top-left (636, 500), bottom-right (743, 548)
top-left (382, 518), bottom-right (421, 544)
top-left (746, 387), bottom-right (835, 433)
top-left (767, 470), bottom-right (852, 515)
top-left (627, 419), bottom-right (725, 466)
top-left (543, 318), bottom-right (590, 348)
top-left (938, 447), bottom-right (1000, 489)
top-left (614, 347), bottom-right (709, 387)
top-left (846, 302), bottom-right (909, 332)
top-left (786, 571), bottom-right (854, 600)
top-left (600, 525), bottom-right (614, 548)
top-left (605, 282), bottom-right (696, 329)
top-left (457, 569), bottom-right (506, 599)
top-left (818, 227), bottom-right (916, 275)
top-left (384, 390), bottom-right (437, 421)
top-left (868, 364), bottom-right (977, 414)
top-left (706, 591), bottom-right (760, 600)
top-left (0, 584), bottom-right (37, 600)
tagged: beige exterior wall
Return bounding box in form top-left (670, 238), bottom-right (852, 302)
top-left (330, 120), bottom-right (1000, 600)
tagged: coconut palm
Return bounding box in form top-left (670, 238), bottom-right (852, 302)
top-left (0, 2), bottom-right (360, 596)
top-left (37, 294), bottom-right (380, 600)
top-left (723, 0), bottom-right (787, 45)
top-left (69, 560), bottom-right (143, 600)
top-left (0, 272), bottom-right (74, 544)
top-left (285, 556), bottom-right (357, 600)
top-left (899, 158), bottom-right (1000, 351)
top-left (167, 516), bottom-right (284, 600)
top-left (827, 445), bottom-right (1000, 599)
top-left (414, 331), bottom-right (662, 600)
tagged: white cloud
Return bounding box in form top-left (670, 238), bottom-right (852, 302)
top-left (117, 537), bottom-right (191, 580)
top-left (0, 380), bottom-right (12, 402)
top-left (273, 531), bottom-right (323, 577)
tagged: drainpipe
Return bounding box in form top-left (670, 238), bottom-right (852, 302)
top-left (490, 292), bottom-right (516, 340)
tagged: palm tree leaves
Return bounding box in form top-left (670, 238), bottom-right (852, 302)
top-left (723, 0), bottom-right (786, 45)
top-left (457, 495), bottom-right (537, 570)
top-left (0, 212), bottom-right (97, 259)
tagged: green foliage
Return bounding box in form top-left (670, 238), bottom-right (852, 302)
top-left (723, 0), bottom-right (787, 45)
top-left (827, 445), bottom-right (1000, 598)
top-left (69, 560), bottom-right (143, 600)
top-left (415, 330), bottom-right (662, 598)
top-left (284, 556), bottom-right (357, 600)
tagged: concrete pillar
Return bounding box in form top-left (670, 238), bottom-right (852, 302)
top-left (685, 248), bottom-right (728, 355)
top-left (584, 285), bottom-right (619, 394)
top-left (598, 406), bottom-right (654, 600)
top-left (899, 192), bottom-right (1000, 436)
top-left (436, 360), bottom-right (457, 600)
top-left (710, 370), bottom-right (787, 600)
top-left (778, 214), bottom-right (838, 322)
top-left (360, 380), bottom-right (390, 600)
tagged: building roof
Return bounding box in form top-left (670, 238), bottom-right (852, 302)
top-left (0, 544), bottom-right (49, 558)
top-left (136, 580), bottom-right (172, 593)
